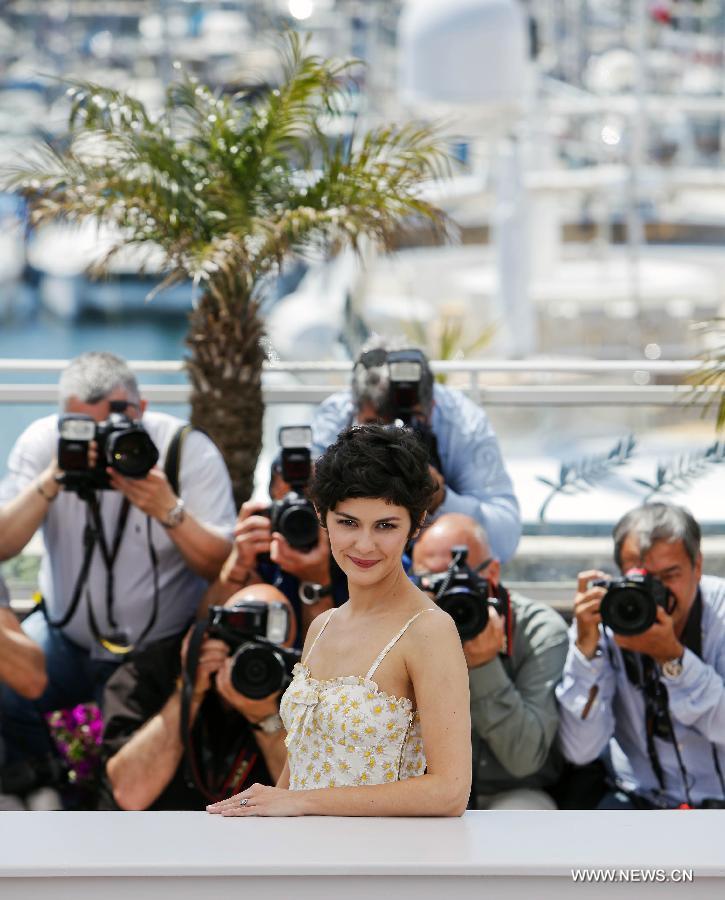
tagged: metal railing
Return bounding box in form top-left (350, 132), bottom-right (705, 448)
top-left (0, 358), bottom-right (713, 407)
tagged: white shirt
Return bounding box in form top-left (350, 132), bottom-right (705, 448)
top-left (0, 412), bottom-right (236, 659)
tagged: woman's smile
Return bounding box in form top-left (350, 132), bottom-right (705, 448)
top-left (347, 555), bottom-right (381, 569)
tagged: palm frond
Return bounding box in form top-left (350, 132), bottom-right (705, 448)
top-left (689, 318), bottom-right (725, 431)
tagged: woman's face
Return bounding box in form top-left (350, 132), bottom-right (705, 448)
top-left (326, 496), bottom-right (413, 587)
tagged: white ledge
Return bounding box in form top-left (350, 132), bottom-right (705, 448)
top-left (0, 810), bottom-right (723, 881)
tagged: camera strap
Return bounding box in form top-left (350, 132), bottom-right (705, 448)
top-left (88, 492), bottom-right (131, 631)
top-left (41, 492), bottom-right (130, 631)
top-left (87, 514), bottom-right (161, 655)
top-left (180, 620), bottom-right (260, 802)
top-left (624, 589), bottom-right (725, 804)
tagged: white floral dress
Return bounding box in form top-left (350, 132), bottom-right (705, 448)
top-left (279, 608), bottom-right (430, 790)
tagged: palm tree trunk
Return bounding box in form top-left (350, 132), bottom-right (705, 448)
top-left (185, 272), bottom-right (266, 507)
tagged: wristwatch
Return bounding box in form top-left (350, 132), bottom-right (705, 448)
top-left (250, 712), bottom-right (284, 734)
top-left (298, 581), bottom-right (332, 606)
top-left (661, 655), bottom-right (684, 679)
top-left (161, 498), bottom-right (186, 529)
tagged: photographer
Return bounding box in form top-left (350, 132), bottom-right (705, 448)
top-left (556, 503), bottom-right (725, 809)
top-left (206, 438), bottom-right (347, 643)
top-left (412, 513), bottom-right (568, 809)
top-left (0, 352), bottom-right (235, 772)
top-left (311, 337), bottom-right (521, 563)
top-left (100, 584), bottom-right (292, 810)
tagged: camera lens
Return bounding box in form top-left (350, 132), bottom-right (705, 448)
top-left (277, 503), bottom-right (319, 551)
top-left (106, 429), bottom-right (159, 478)
top-left (230, 643), bottom-right (286, 699)
top-left (600, 585), bottom-right (657, 636)
top-left (437, 586), bottom-right (489, 641)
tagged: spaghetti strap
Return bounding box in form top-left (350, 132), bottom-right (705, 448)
top-left (302, 608), bottom-right (336, 667)
top-left (366, 608), bottom-right (436, 680)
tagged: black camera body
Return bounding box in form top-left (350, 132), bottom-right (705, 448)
top-left (264, 426), bottom-right (318, 552)
top-left (386, 349), bottom-right (442, 471)
top-left (57, 401), bottom-right (159, 495)
top-left (420, 546), bottom-right (511, 650)
top-left (592, 569), bottom-right (672, 637)
top-left (207, 599), bottom-right (301, 699)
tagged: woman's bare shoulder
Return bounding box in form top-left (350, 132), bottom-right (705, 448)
top-left (406, 606), bottom-right (460, 650)
top-left (300, 608), bottom-right (334, 658)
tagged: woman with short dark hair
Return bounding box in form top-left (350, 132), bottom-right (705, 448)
top-left (208, 424), bottom-right (471, 817)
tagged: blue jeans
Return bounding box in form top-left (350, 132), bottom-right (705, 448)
top-left (0, 610), bottom-right (119, 765)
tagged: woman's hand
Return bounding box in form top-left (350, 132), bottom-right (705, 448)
top-left (206, 783), bottom-right (305, 817)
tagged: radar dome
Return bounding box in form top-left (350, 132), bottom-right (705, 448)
top-left (399, 0), bottom-right (527, 111)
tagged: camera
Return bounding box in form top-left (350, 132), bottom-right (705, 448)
top-left (591, 569), bottom-right (672, 637)
top-left (418, 545), bottom-right (511, 648)
top-left (57, 400), bottom-right (159, 495)
top-left (263, 425), bottom-right (318, 552)
top-left (386, 349), bottom-right (442, 471)
top-left (207, 599), bottom-right (301, 699)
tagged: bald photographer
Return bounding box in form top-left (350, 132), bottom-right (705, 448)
top-left (100, 584), bottom-right (295, 810)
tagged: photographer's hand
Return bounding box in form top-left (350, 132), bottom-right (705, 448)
top-left (615, 606), bottom-right (684, 664)
top-left (108, 466), bottom-right (177, 520)
top-left (462, 609), bottom-right (505, 668)
top-left (574, 570), bottom-right (607, 660)
top-left (219, 501), bottom-right (272, 586)
top-left (180, 629), bottom-right (229, 707)
top-left (270, 528), bottom-right (330, 584)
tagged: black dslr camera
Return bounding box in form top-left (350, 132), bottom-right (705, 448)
top-left (591, 569), bottom-right (672, 637)
top-left (418, 545), bottom-right (511, 650)
top-left (264, 425), bottom-right (318, 552)
top-left (207, 599), bottom-right (301, 699)
top-left (57, 400), bottom-right (159, 495)
top-left (386, 349), bottom-right (442, 471)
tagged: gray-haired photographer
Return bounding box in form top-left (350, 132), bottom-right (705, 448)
top-left (0, 352), bottom-right (235, 803)
top-left (311, 337), bottom-right (521, 564)
top-left (556, 502), bottom-right (725, 809)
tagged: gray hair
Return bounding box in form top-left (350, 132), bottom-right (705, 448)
top-left (351, 335), bottom-right (434, 416)
top-left (59, 352), bottom-right (140, 409)
top-left (613, 502), bottom-right (701, 569)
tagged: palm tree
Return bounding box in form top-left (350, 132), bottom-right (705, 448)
top-left (8, 35), bottom-right (449, 504)
top-left (690, 318), bottom-right (725, 432)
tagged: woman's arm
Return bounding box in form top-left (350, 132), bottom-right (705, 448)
top-left (276, 758), bottom-right (290, 790)
top-left (209, 610), bottom-right (472, 817)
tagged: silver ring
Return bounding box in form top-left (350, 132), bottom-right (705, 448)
top-left (239, 797), bottom-right (249, 807)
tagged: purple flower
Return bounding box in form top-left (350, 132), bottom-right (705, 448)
top-left (72, 705), bottom-right (88, 727)
top-left (89, 720), bottom-right (104, 744)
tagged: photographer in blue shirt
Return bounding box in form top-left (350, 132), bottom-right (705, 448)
top-left (311, 338), bottom-right (521, 563)
top-left (557, 502), bottom-right (725, 809)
